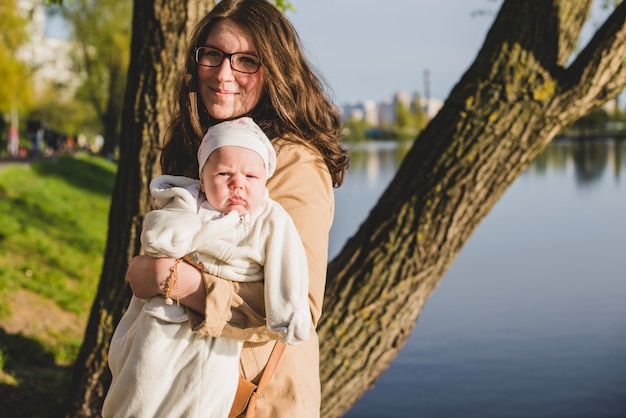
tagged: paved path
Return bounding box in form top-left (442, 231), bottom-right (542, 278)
top-left (0, 156), bottom-right (35, 171)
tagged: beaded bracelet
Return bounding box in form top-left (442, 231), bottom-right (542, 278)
top-left (164, 258), bottom-right (182, 305)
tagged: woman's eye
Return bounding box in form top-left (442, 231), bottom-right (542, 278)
top-left (239, 55), bottom-right (259, 65)
top-left (204, 49), bottom-right (222, 59)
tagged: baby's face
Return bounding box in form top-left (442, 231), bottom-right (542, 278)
top-left (201, 146), bottom-right (267, 215)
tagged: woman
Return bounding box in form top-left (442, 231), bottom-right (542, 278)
top-left (124, 0), bottom-right (350, 417)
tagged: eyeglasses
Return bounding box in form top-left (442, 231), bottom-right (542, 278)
top-left (194, 46), bottom-right (261, 74)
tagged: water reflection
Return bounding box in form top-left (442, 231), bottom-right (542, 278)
top-left (529, 138), bottom-right (624, 185)
top-left (331, 138), bottom-right (625, 259)
top-left (346, 138), bottom-right (625, 188)
top-left (334, 138), bottom-right (626, 418)
top-left (345, 140), bottom-right (412, 189)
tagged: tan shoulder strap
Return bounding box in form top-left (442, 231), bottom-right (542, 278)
top-left (230, 341), bottom-right (287, 418)
top-left (243, 341), bottom-right (286, 417)
top-left (256, 341), bottom-right (286, 392)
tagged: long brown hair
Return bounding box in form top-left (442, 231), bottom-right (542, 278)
top-left (161, 0), bottom-right (349, 187)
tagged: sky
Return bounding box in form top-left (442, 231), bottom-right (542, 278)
top-left (285, 0), bottom-right (500, 105)
top-left (284, 0), bottom-right (616, 106)
top-left (45, 0), bottom-right (616, 107)
top-left (44, 0), bottom-right (500, 105)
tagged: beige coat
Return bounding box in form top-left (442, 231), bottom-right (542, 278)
top-left (188, 138), bottom-right (333, 418)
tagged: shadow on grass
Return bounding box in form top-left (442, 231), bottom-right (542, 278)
top-left (0, 328), bottom-right (70, 418)
top-left (31, 154), bottom-right (117, 197)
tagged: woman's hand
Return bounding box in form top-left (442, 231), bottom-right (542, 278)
top-left (126, 255), bottom-right (206, 312)
top-left (126, 255), bottom-right (172, 299)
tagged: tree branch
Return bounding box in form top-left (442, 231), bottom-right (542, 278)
top-left (560, 1), bottom-right (626, 110)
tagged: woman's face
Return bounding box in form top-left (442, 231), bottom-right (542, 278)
top-left (197, 19), bottom-right (265, 121)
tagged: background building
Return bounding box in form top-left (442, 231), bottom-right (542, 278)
top-left (16, 1), bottom-right (75, 98)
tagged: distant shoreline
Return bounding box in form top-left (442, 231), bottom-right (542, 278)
top-left (554, 132), bottom-right (625, 141)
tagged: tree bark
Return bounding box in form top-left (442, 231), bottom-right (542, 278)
top-left (62, 1), bottom-right (214, 417)
top-left (318, 1), bottom-right (626, 417)
top-left (62, 0), bottom-right (626, 417)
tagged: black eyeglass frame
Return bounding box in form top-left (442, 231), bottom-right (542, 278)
top-left (193, 46), bottom-right (262, 74)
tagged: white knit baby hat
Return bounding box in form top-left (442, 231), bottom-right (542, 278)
top-left (197, 117), bottom-right (276, 179)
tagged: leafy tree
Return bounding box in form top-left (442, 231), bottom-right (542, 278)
top-left (0, 0), bottom-right (33, 114)
top-left (393, 99), bottom-right (411, 128)
top-left (411, 92), bottom-right (428, 132)
top-left (50, 0), bottom-right (132, 157)
top-left (343, 114), bottom-right (370, 142)
top-left (27, 83), bottom-right (100, 138)
top-left (393, 93), bottom-right (429, 139)
top-left (273, 0), bottom-right (294, 13)
top-left (393, 98), bottom-right (415, 138)
top-left (63, 1), bottom-right (626, 417)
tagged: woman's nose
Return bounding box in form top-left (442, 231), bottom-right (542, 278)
top-left (215, 57), bottom-right (235, 80)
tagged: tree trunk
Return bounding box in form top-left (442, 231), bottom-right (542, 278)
top-left (100, 57), bottom-right (126, 158)
top-left (62, 1), bottom-right (214, 417)
top-left (318, 1), bottom-right (626, 417)
top-left (62, 0), bottom-right (626, 417)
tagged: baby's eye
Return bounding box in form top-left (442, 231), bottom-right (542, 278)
top-left (217, 172), bottom-right (230, 177)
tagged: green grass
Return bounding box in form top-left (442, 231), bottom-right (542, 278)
top-left (0, 155), bottom-right (116, 369)
top-left (0, 153), bottom-right (115, 317)
top-left (0, 152), bottom-right (116, 400)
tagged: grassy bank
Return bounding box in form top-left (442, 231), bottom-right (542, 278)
top-left (0, 153), bottom-right (116, 416)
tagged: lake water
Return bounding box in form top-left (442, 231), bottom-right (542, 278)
top-left (329, 139), bottom-right (626, 418)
